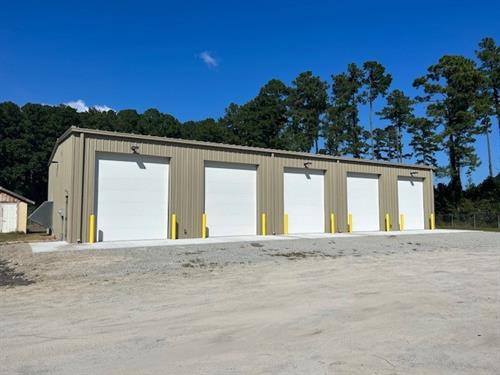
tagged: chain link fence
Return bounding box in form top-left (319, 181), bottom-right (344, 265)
top-left (436, 212), bottom-right (500, 231)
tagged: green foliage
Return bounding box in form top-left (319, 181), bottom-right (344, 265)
top-left (414, 55), bottom-right (487, 202)
top-left (221, 79), bottom-right (289, 149)
top-left (138, 109), bottom-right (182, 138)
top-left (435, 173), bottom-right (500, 214)
top-left (407, 117), bottom-right (441, 167)
top-left (372, 126), bottom-right (399, 161)
top-left (377, 89), bottom-right (413, 162)
top-left (476, 37), bottom-right (500, 128)
top-left (325, 63), bottom-right (368, 158)
top-left (475, 37), bottom-right (499, 177)
top-left (181, 118), bottom-right (235, 144)
top-left (286, 72), bottom-right (328, 152)
top-left (0, 37), bottom-right (498, 213)
top-left (362, 61), bottom-right (392, 158)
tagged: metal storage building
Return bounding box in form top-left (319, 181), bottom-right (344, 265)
top-left (47, 127), bottom-right (435, 243)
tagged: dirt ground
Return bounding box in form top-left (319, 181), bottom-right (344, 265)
top-left (1, 231), bottom-right (499, 374)
top-left (0, 232), bottom-right (54, 244)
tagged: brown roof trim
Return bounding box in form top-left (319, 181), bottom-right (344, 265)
top-left (50, 126), bottom-right (434, 171)
top-left (0, 186), bottom-right (35, 204)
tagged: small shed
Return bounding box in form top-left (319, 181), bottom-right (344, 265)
top-left (0, 186), bottom-right (34, 233)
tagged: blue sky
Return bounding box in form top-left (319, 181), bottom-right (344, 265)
top-left (1, 0), bottom-right (499, 183)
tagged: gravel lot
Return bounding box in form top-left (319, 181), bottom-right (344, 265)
top-left (1, 231), bottom-right (499, 374)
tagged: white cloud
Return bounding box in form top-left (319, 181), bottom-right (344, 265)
top-left (199, 51), bottom-right (218, 68)
top-left (93, 104), bottom-right (113, 112)
top-left (64, 99), bottom-right (113, 112)
top-left (65, 99), bottom-right (88, 112)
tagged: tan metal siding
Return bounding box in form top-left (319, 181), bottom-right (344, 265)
top-left (70, 133), bottom-right (85, 242)
top-left (336, 162), bottom-right (433, 231)
top-left (51, 131), bottom-right (434, 242)
top-left (47, 135), bottom-right (75, 241)
top-left (16, 202), bottom-right (28, 233)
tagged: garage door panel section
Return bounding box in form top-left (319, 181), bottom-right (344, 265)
top-left (96, 154), bottom-right (169, 241)
top-left (205, 163), bottom-right (257, 237)
top-left (347, 174), bottom-right (380, 231)
top-left (398, 178), bottom-right (425, 230)
top-left (284, 168), bottom-right (325, 234)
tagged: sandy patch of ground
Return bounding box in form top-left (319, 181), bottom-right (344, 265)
top-left (1, 232), bottom-right (499, 374)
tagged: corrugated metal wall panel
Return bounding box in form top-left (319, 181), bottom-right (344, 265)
top-left (57, 132), bottom-right (434, 242)
top-left (47, 135), bottom-right (75, 241)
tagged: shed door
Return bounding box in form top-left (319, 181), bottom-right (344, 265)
top-left (205, 163), bottom-right (257, 237)
top-left (96, 154), bottom-right (169, 241)
top-left (284, 169), bottom-right (325, 233)
top-left (347, 174), bottom-right (380, 231)
top-left (398, 178), bottom-right (425, 230)
top-left (0, 203), bottom-right (18, 233)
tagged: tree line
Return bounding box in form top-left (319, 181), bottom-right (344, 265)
top-left (0, 37), bottom-right (498, 209)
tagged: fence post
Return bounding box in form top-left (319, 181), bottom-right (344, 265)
top-left (498, 215), bottom-right (499, 229)
top-left (451, 214), bottom-right (454, 228)
top-left (473, 214), bottom-right (476, 229)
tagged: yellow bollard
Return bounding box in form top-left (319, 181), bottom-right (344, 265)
top-left (284, 213), bottom-right (288, 235)
top-left (330, 213), bottom-right (335, 234)
top-left (348, 213), bottom-right (353, 233)
top-left (385, 213), bottom-right (390, 232)
top-left (400, 214), bottom-right (405, 231)
top-left (430, 213), bottom-right (435, 230)
top-left (89, 214), bottom-right (95, 243)
top-left (261, 213), bottom-right (266, 236)
top-left (202, 213), bottom-right (207, 239)
top-left (171, 213), bottom-right (177, 240)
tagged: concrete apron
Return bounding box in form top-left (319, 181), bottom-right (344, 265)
top-left (30, 229), bottom-right (472, 253)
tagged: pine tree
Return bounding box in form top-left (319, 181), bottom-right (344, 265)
top-left (372, 128), bottom-right (389, 160)
top-left (221, 79), bottom-right (289, 149)
top-left (327, 63), bottom-right (368, 158)
top-left (407, 117), bottom-right (440, 166)
top-left (414, 55), bottom-right (485, 202)
top-left (476, 37), bottom-right (500, 135)
top-left (377, 89), bottom-right (413, 163)
top-left (286, 72), bottom-right (328, 152)
top-left (372, 126), bottom-right (399, 161)
top-left (475, 37), bottom-right (499, 177)
top-left (362, 61), bottom-right (392, 158)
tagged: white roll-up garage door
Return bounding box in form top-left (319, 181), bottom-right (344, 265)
top-left (347, 174), bottom-right (380, 231)
top-left (205, 163), bottom-right (257, 237)
top-left (96, 154), bottom-right (169, 241)
top-left (398, 178), bottom-right (425, 230)
top-left (284, 168), bottom-right (325, 233)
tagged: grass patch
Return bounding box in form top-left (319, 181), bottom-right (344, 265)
top-left (437, 225), bottom-right (500, 232)
top-left (0, 232), bottom-right (54, 243)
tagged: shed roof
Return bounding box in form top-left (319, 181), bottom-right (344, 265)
top-left (49, 126), bottom-right (434, 171)
top-left (0, 186), bottom-right (35, 204)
